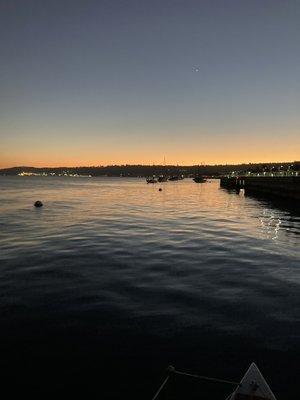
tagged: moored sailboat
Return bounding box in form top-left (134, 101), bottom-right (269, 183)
top-left (158, 175), bottom-right (168, 182)
top-left (146, 177), bottom-right (158, 183)
top-left (193, 175), bottom-right (207, 183)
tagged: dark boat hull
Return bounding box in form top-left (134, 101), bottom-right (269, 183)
top-left (193, 177), bottom-right (207, 183)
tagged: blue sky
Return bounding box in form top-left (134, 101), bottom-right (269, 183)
top-left (1, 0), bottom-right (299, 166)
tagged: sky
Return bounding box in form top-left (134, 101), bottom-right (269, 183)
top-left (0, 0), bottom-right (299, 167)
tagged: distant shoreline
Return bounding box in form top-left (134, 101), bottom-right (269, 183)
top-left (0, 161), bottom-right (299, 178)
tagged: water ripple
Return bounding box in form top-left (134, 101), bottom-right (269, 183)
top-left (0, 176), bottom-right (299, 398)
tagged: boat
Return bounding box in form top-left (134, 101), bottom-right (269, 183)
top-left (158, 175), bottom-right (168, 182)
top-left (227, 362), bottom-right (277, 400)
top-left (151, 363), bottom-right (277, 400)
top-left (193, 175), bottom-right (207, 183)
top-left (146, 177), bottom-right (158, 183)
top-left (168, 175), bottom-right (184, 181)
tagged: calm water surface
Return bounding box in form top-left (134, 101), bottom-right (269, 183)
top-left (0, 176), bottom-right (299, 398)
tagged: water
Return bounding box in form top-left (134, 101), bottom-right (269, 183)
top-left (0, 176), bottom-right (299, 398)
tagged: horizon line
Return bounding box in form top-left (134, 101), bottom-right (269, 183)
top-left (1, 160), bottom-right (298, 169)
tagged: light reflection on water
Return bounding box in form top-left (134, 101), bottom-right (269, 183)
top-left (259, 209), bottom-right (282, 241)
top-left (0, 176), bottom-right (299, 398)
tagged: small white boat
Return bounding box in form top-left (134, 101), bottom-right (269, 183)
top-left (227, 363), bottom-right (277, 400)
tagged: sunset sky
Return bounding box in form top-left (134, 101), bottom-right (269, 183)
top-left (1, 0), bottom-right (299, 168)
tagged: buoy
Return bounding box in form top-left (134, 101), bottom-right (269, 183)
top-left (34, 201), bottom-right (43, 207)
top-left (159, 188), bottom-right (162, 191)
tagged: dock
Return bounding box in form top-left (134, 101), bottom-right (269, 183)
top-left (220, 175), bottom-right (300, 201)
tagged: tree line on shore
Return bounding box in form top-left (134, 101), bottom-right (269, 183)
top-left (1, 162), bottom-right (299, 177)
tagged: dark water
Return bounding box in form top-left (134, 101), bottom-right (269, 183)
top-left (0, 176), bottom-right (299, 399)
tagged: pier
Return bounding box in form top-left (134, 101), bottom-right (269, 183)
top-left (220, 175), bottom-right (300, 200)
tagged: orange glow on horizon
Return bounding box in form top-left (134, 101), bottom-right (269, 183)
top-left (1, 131), bottom-right (299, 169)
top-left (1, 153), bottom-right (299, 169)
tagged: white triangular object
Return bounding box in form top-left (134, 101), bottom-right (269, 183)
top-left (228, 363), bottom-right (277, 400)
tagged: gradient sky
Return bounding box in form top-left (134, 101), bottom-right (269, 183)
top-left (1, 0), bottom-right (299, 167)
